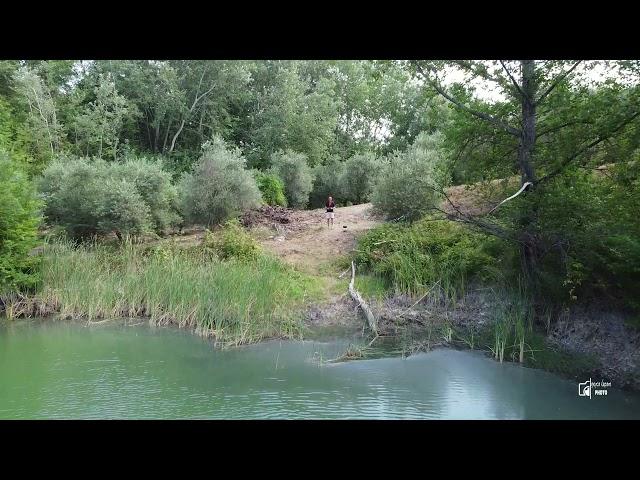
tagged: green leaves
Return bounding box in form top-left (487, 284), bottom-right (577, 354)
top-left (0, 151), bottom-right (42, 293)
top-left (179, 135), bottom-right (261, 226)
top-left (38, 156), bottom-right (180, 239)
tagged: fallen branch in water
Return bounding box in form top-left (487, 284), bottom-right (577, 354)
top-left (348, 261), bottom-right (377, 334)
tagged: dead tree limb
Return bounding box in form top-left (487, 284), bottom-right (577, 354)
top-left (348, 261), bottom-right (377, 334)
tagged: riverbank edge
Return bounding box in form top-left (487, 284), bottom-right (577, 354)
top-left (309, 286), bottom-right (640, 393)
top-left (2, 285), bottom-right (638, 392)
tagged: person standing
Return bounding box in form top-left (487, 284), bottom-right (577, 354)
top-left (325, 196), bottom-right (336, 228)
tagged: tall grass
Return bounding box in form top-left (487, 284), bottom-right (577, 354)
top-left (487, 283), bottom-right (534, 363)
top-left (354, 218), bottom-right (504, 302)
top-left (17, 239), bottom-right (321, 346)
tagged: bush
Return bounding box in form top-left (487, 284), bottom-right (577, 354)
top-left (355, 217), bottom-right (503, 297)
top-left (92, 178), bottom-right (152, 238)
top-left (179, 136), bottom-right (262, 226)
top-left (372, 132), bottom-right (450, 221)
top-left (309, 157), bottom-right (344, 208)
top-left (528, 164), bottom-right (640, 308)
top-left (38, 156), bottom-right (178, 239)
top-left (269, 150), bottom-right (314, 208)
top-left (0, 150), bottom-right (41, 293)
top-left (339, 152), bottom-right (383, 204)
top-left (252, 170), bottom-right (287, 207)
top-left (112, 158), bottom-right (181, 232)
top-left (202, 219), bottom-right (261, 261)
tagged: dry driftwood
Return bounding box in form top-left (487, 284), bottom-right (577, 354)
top-left (348, 261), bottom-right (377, 334)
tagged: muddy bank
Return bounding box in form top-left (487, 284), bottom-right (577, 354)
top-left (310, 288), bottom-right (640, 392)
top-left (548, 308), bottom-right (640, 390)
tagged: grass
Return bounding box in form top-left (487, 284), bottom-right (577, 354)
top-left (354, 273), bottom-right (389, 300)
top-left (4, 238), bottom-right (324, 347)
top-left (353, 217), bottom-right (504, 302)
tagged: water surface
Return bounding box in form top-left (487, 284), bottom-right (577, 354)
top-left (1, 319), bottom-right (639, 419)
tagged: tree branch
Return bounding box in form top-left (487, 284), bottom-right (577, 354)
top-left (535, 61), bottom-right (582, 105)
top-left (536, 120), bottom-right (590, 139)
top-left (499, 60), bottom-right (527, 99)
top-left (537, 110), bottom-right (640, 185)
top-left (429, 184), bottom-right (519, 243)
top-left (414, 63), bottom-right (521, 137)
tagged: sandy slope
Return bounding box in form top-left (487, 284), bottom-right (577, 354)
top-left (257, 203), bottom-right (382, 272)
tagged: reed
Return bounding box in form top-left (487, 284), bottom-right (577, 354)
top-left (11, 239), bottom-right (322, 346)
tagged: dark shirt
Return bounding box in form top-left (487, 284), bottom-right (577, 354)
top-left (326, 200), bottom-right (335, 212)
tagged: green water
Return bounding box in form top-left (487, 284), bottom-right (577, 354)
top-left (2, 318), bottom-right (640, 419)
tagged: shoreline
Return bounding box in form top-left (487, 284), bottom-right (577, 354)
top-left (2, 290), bottom-right (639, 393)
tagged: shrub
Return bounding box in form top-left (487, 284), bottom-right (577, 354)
top-left (309, 157), bottom-right (344, 208)
top-left (355, 217), bottom-right (503, 297)
top-left (112, 158), bottom-right (181, 233)
top-left (252, 170), bottom-right (287, 207)
top-left (0, 150), bottom-right (42, 293)
top-left (372, 132), bottom-right (450, 221)
top-left (202, 219), bottom-right (261, 262)
top-left (529, 164), bottom-right (640, 308)
top-left (339, 152), bottom-right (383, 204)
top-left (38, 156), bottom-right (178, 239)
top-left (92, 178), bottom-right (152, 238)
top-left (269, 150), bottom-right (314, 208)
top-left (179, 136), bottom-right (261, 226)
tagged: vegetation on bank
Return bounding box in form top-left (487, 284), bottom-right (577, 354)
top-left (354, 218), bottom-right (504, 299)
top-left (1, 59), bottom-right (639, 381)
top-left (0, 152), bottom-right (42, 293)
top-left (2, 229), bottom-right (322, 346)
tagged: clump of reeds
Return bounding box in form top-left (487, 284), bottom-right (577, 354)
top-left (10, 238), bottom-right (322, 346)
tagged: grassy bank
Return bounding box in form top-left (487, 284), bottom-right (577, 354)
top-left (2, 238), bottom-right (323, 346)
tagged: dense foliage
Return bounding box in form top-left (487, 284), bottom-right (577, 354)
top-left (1, 58), bottom-right (639, 317)
top-left (252, 170), bottom-right (287, 207)
top-left (0, 151), bottom-right (41, 292)
top-left (372, 132), bottom-right (450, 221)
top-left (179, 136), bottom-right (261, 226)
top-left (355, 218), bottom-right (503, 297)
top-left (339, 152), bottom-right (383, 205)
top-left (39, 156), bottom-right (179, 239)
top-left (268, 150), bottom-right (315, 208)
top-left (309, 158), bottom-right (345, 208)
top-left (202, 219), bottom-right (262, 261)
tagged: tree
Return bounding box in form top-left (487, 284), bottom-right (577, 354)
top-left (411, 60), bottom-right (640, 287)
top-left (339, 152), bottom-right (383, 204)
top-left (73, 73), bottom-right (131, 160)
top-left (179, 136), bottom-right (261, 226)
top-left (0, 150), bottom-right (41, 292)
top-left (13, 66), bottom-right (63, 166)
top-left (372, 132), bottom-right (449, 221)
top-left (269, 150), bottom-right (315, 208)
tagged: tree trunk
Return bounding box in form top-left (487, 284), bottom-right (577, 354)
top-left (169, 119), bottom-right (186, 153)
top-left (518, 60), bottom-right (537, 185)
top-left (154, 122), bottom-right (160, 153)
top-left (518, 60), bottom-right (540, 285)
top-left (162, 119), bottom-right (173, 153)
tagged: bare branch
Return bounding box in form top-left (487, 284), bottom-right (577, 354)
top-left (535, 61), bottom-right (582, 105)
top-left (430, 185), bottom-right (518, 243)
top-left (414, 63), bottom-right (521, 137)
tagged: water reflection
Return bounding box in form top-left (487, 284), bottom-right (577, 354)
top-left (1, 320), bottom-right (640, 419)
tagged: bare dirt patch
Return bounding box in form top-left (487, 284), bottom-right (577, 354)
top-left (248, 203), bottom-right (383, 273)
